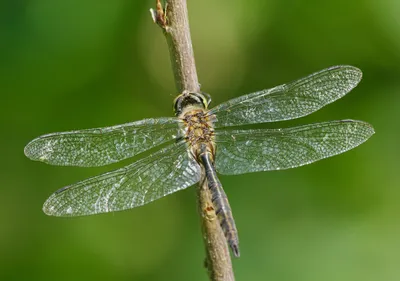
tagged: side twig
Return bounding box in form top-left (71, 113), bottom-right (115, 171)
top-left (150, 1), bottom-right (235, 280)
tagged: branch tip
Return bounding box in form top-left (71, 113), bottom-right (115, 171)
top-left (151, 0), bottom-right (168, 29)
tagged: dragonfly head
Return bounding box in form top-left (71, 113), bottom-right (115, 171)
top-left (174, 92), bottom-right (211, 116)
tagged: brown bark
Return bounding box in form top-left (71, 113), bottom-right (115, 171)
top-left (151, 1), bottom-right (235, 280)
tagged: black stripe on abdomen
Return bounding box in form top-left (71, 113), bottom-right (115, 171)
top-left (200, 152), bottom-right (240, 257)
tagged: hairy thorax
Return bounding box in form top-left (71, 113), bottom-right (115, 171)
top-left (180, 107), bottom-right (216, 158)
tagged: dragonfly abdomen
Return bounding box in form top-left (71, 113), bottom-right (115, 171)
top-left (210, 180), bottom-right (240, 257)
top-left (199, 150), bottom-right (240, 257)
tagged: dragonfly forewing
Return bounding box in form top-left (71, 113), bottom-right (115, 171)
top-left (215, 120), bottom-right (374, 175)
top-left (24, 118), bottom-right (181, 167)
top-left (43, 141), bottom-right (201, 216)
top-left (210, 65), bottom-right (362, 128)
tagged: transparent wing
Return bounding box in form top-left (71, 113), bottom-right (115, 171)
top-left (209, 65), bottom-right (362, 128)
top-left (43, 141), bottom-right (201, 217)
top-left (215, 120), bottom-right (374, 175)
top-left (24, 117), bottom-right (182, 167)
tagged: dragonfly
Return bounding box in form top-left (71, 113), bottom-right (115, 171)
top-left (24, 65), bottom-right (374, 257)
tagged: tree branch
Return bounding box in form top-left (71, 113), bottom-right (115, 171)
top-left (151, 1), bottom-right (235, 280)
top-left (197, 173), bottom-right (235, 281)
top-left (151, 0), bottom-right (200, 93)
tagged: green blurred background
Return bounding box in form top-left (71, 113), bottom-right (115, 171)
top-left (1, 0), bottom-right (399, 280)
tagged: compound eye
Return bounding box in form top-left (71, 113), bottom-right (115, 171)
top-left (202, 92), bottom-right (211, 107)
top-left (173, 95), bottom-right (184, 116)
top-left (173, 92), bottom-right (209, 116)
top-left (194, 92), bottom-right (210, 109)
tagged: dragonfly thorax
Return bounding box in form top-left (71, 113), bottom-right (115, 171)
top-left (182, 109), bottom-right (216, 156)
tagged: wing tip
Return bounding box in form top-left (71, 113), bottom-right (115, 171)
top-left (338, 119), bottom-right (375, 140)
top-left (42, 202), bottom-right (56, 217)
top-left (42, 192), bottom-right (60, 216)
top-left (341, 120), bottom-right (375, 151)
top-left (24, 137), bottom-right (50, 163)
top-left (329, 65), bottom-right (363, 85)
top-left (329, 64), bottom-right (361, 72)
top-left (24, 139), bottom-right (36, 159)
top-left (341, 119), bottom-right (375, 132)
top-left (42, 199), bottom-right (72, 217)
